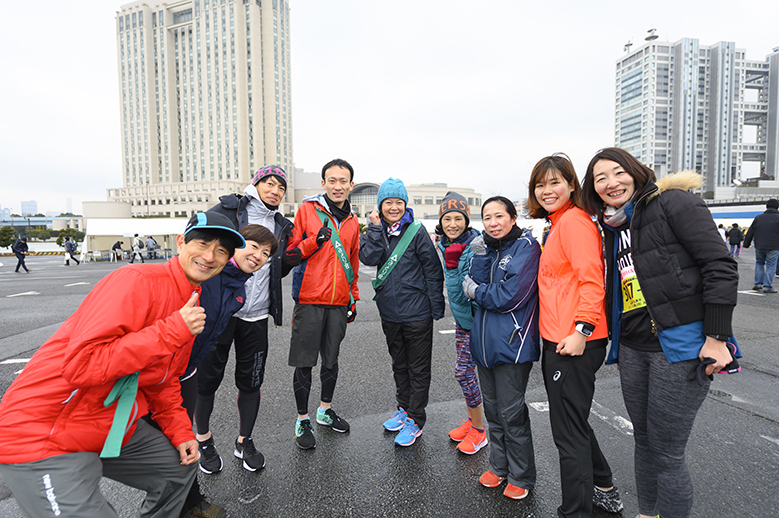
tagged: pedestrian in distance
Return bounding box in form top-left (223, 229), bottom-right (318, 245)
top-left (0, 212), bottom-right (246, 518)
top-left (433, 191), bottom-right (487, 454)
top-left (726, 223), bottom-right (744, 258)
top-left (287, 158), bottom-right (360, 450)
top-left (360, 178), bottom-right (445, 447)
top-left (12, 236), bottom-right (31, 273)
top-left (130, 233), bottom-right (145, 263)
top-left (146, 235), bottom-right (158, 259)
top-left (581, 147), bottom-right (739, 518)
top-left (527, 154), bottom-right (623, 517)
top-left (743, 198), bottom-right (779, 293)
top-left (197, 165), bottom-right (295, 468)
top-left (717, 224), bottom-right (727, 243)
top-left (462, 196), bottom-right (541, 501)
top-left (112, 240), bottom-right (124, 262)
top-left (174, 222), bottom-right (277, 517)
top-left (63, 236), bottom-right (80, 266)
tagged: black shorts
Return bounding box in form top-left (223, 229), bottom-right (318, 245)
top-left (288, 304), bottom-right (348, 369)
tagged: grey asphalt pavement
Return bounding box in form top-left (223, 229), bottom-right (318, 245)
top-left (0, 249), bottom-right (778, 517)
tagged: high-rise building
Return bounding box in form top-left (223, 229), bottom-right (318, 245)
top-left (615, 37), bottom-right (779, 195)
top-left (21, 201), bottom-right (38, 217)
top-left (109, 0), bottom-right (294, 217)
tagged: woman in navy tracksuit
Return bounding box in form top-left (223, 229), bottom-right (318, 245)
top-left (462, 196), bottom-right (541, 501)
top-left (360, 178), bottom-right (445, 448)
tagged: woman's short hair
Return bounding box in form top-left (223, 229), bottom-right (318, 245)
top-left (581, 147), bottom-right (656, 216)
top-left (238, 224), bottom-right (279, 255)
top-left (525, 153), bottom-right (581, 220)
top-left (481, 196), bottom-right (517, 219)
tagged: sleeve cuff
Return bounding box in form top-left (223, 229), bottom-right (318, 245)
top-left (703, 304), bottom-right (734, 338)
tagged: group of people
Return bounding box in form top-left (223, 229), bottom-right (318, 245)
top-left (0, 149), bottom-right (742, 518)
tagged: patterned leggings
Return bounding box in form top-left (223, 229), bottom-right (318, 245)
top-left (455, 323), bottom-right (482, 408)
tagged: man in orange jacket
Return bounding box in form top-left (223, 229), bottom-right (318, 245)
top-left (0, 212), bottom-right (245, 518)
top-left (286, 158), bottom-right (360, 450)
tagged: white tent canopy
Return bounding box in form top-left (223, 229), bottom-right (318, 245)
top-left (82, 218), bottom-right (190, 257)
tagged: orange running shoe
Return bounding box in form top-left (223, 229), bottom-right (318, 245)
top-left (448, 419), bottom-right (472, 442)
top-left (457, 426), bottom-right (488, 455)
top-left (479, 470), bottom-right (505, 488)
top-left (503, 483), bottom-right (529, 500)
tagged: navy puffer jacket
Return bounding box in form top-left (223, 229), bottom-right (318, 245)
top-left (360, 210), bottom-right (445, 323)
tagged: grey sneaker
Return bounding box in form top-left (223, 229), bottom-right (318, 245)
top-left (763, 288), bottom-right (777, 293)
top-left (593, 485), bottom-right (624, 513)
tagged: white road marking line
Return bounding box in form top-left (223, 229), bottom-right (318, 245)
top-left (529, 402), bottom-right (549, 412)
top-left (0, 359), bottom-right (31, 364)
top-left (6, 291), bottom-right (40, 298)
top-left (760, 435), bottom-right (779, 447)
top-left (438, 330), bottom-right (456, 334)
top-left (15, 369), bottom-right (23, 375)
top-left (738, 290), bottom-right (765, 296)
top-left (64, 282), bottom-right (90, 287)
top-left (591, 401), bottom-right (634, 436)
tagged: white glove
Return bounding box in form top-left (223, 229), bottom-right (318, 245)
top-left (462, 275), bottom-right (479, 300)
top-left (470, 235), bottom-right (486, 255)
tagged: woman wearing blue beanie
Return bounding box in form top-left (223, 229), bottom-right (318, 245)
top-left (360, 177), bottom-right (445, 447)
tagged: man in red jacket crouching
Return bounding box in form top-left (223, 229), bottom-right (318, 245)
top-left (0, 212), bottom-right (245, 518)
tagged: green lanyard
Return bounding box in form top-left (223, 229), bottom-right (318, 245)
top-left (100, 372), bottom-right (140, 458)
top-left (315, 208), bottom-right (355, 305)
top-left (372, 220), bottom-right (422, 290)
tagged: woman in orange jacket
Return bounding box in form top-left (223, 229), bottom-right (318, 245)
top-left (527, 154), bottom-right (622, 518)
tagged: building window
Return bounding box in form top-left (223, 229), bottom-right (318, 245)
top-left (424, 196), bottom-right (434, 205)
top-left (173, 9), bottom-right (193, 24)
top-left (413, 196), bottom-right (422, 205)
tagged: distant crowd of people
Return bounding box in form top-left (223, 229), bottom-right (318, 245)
top-left (0, 149), bottom-right (754, 518)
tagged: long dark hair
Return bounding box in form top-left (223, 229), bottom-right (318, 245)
top-left (581, 147), bottom-right (656, 216)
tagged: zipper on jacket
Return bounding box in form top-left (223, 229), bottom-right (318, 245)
top-left (481, 245), bottom-right (502, 365)
top-left (630, 187), bottom-right (661, 335)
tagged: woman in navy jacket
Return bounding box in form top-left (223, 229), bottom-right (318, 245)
top-left (462, 196), bottom-right (541, 501)
top-left (581, 148), bottom-right (737, 518)
top-left (360, 178), bottom-right (445, 448)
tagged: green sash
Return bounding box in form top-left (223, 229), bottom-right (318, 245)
top-left (100, 371), bottom-right (140, 458)
top-left (315, 208), bottom-right (355, 306)
top-left (372, 220), bottom-right (422, 290)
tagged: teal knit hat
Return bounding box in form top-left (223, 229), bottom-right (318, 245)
top-left (377, 177), bottom-right (408, 209)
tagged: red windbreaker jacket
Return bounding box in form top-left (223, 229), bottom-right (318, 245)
top-left (0, 257), bottom-right (198, 464)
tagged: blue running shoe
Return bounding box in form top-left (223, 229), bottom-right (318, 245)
top-left (383, 408), bottom-right (407, 431)
top-left (394, 418), bottom-right (422, 446)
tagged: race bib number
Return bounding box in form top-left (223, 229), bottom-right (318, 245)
top-left (620, 264), bottom-right (646, 312)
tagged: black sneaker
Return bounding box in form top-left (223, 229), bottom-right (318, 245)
top-left (752, 285), bottom-right (764, 291)
top-left (234, 437), bottom-right (265, 471)
top-left (182, 499), bottom-right (227, 518)
top-left (316, 407), bottom-right (350, 433)
top-left (295, 419), bottom-right (316, 450)
top-left (198, 437), bottom-right (223, 474)
top-left (593, 486), bottom-right (624, 513)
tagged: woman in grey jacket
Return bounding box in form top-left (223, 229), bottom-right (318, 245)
top-left (360, 178), bottom-right (445, 448)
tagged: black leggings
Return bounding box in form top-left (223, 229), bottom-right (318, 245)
top-left (195, 317), bottom-right (268, 438)
top-left (293, 364), bottom-right (339, 416)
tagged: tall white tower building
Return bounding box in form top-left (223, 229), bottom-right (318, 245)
top-left (615, 37), bottom-right (779, 195)
top-left (109, 0), bottom-right (293, 217)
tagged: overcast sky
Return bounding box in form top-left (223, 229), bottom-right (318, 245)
top-left (1, 0), bottom-right (777, 214)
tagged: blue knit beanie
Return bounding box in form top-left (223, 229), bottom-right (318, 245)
top-left (377, 177), bottom-right (408, 209)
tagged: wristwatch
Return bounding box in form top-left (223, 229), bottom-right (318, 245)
top-left (575, 321), bottom-right (594, 337)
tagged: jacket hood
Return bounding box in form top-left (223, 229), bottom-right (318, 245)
top-left (649, 170), bottom-right (703, 201)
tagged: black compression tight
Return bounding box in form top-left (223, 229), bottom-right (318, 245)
top-left (293, 364), bottom-right (339, 415)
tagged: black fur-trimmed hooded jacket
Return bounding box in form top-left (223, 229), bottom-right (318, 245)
top-left (603, 171), bottom-right (738, 364)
